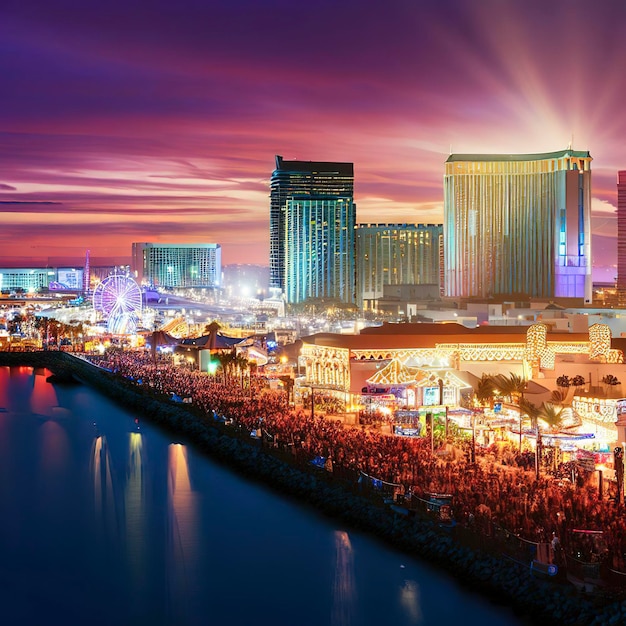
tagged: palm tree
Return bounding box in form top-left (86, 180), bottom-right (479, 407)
top-left (473, 374), bottom-right (497, 407)
top-left (214, 351), bottom-right (235, 381)
top-left (538, 402), bottom-right (564, 434)
top-left (520, 400), bottom-right (564, 477)
top-left (550, 389), bottom-right (568, 404)
top-left (67, 319), bottom-right (85, 351)
top-left (520, 398), bottom-right (542, 479)
top-left (601, 374), bottom-right (621, 397)
top-left (494, 373), bottom-right (527, 403)
top-left (33, 316), bottom-right (48, 346)
top-left (538, 402), bottom-right (564, 474)
top-left (278, 375), bottom-right (294, 405)
top-left (232, 353), bottom-right (249, 389)
top-left (495, 373), bottom-right (528, 451)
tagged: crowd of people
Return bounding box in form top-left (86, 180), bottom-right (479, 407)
top-left (88, 349), bottom-right (626, 573)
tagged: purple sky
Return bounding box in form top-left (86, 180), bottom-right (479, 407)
top-left (1, 0), bottom-right (624, 278)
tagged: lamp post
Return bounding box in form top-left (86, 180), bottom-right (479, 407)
top-left (534, 423), bottom-right (541, 481)
top-left (438, 378), bottom-right (449, 443)
top-left (471, 412), bottom-right (476, 464)
top-left (615, 447), bottom-right (624, 506)
top-left (426, 412), bottom-right (434, 455)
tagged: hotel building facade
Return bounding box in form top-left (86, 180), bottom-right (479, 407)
top-left (444, 149), bottom-right (592, 303)
top-left (0, 267), bottom-right (84, 293)
top-left (285, 196), bottom-right (356, 304)
top-left (270, 155), bottom-right (354, 295)
top-left (131, 243), bottom-right (221, 289)
top-left (356, 223), bottom-right (443, 310)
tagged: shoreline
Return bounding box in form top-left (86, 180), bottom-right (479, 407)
top-left (1, 351), bottom-right (623, 625)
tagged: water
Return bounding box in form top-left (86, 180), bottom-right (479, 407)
top-left (0, 366), bottom-right (522, 626)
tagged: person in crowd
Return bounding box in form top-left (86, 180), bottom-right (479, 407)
top-left (85, 349), bottom-right (626, 571)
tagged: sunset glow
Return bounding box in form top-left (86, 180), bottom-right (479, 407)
top-left (1, 0), bottom-right (624, 277)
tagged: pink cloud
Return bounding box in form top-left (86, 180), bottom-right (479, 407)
top-left (1, 0), bottom-right (625, 271)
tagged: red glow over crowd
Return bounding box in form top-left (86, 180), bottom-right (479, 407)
top-left (88, 351), bottom-right (626, 573)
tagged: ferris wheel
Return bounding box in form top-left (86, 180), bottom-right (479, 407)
top-left (93, 274), bottom-right (142, 333)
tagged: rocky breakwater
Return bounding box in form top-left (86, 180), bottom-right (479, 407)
top-left (0, 350), bottom-right (80, 384)
top-left (0, 351), bottom-right (624, 625)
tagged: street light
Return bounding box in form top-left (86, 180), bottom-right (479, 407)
top-left (426, 412), bottom-right (434, 455)
top-left (615, 446), bottom-right (624, 506)
top-left (471, 412), bottom-right (476, 464)
top-left (535, 423), bottom-right (541, 481)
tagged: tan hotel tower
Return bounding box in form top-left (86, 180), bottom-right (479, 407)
top-left (443, 149), bottom-right (592, 303)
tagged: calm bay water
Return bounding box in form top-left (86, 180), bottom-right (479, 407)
top-left (0, 366), bottom-right (522, 626)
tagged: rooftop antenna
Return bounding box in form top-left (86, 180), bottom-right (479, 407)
top-left (568, 134), bottom-right (573, 151)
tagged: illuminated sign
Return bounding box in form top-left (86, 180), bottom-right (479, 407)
top-left (55, 269), bottom-right (84, 290)
top-left (572, 397), bottom-right (621, 424)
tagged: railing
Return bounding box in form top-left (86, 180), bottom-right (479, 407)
top-left (492, 525), bottom-right (550, 567)
top-left (565, 554), bottom-right (602, 584)
top-left (409, 493), bottom-right (454, 524)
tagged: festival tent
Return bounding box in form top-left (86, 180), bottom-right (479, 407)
top-left (147, 330), bottom-right (179, 347)
top-left (145, 330), bottom-right (179, 362)
top-left (366, 358), bottom-right (422, 386)
top-left (412, 369), bottom-right (475, 391)
top-left (175, 329), bottom-right (252, 369)
top-left (177, 332), bottom-right (245, 351)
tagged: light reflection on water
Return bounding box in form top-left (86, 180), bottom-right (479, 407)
top-left (91, 434), bottom-right (119, 543)
top-left (0, 367), bottom-right (523, 626)
top-left (0, 366), bottom-right (9, 408)
top-left (125, 431), bottom-right (146, 587)
top-left (400, 579), bottom-right (423, 624)
top-left (332, 531), bottom-right (356, 626)
top-left (31, 369), bottom-right (58, 416)
top-left (167, 443), bottom-right (199, 623)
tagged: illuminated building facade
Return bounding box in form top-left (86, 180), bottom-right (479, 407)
top-left (0, 267), bottom-right (84, 292)
top-left (617, 171), bottom-right (626, 305)
top-left (299, 322), bottom-right (626, 452)
top-left (270, 155), bottom-right (354, 293)
top-left (285, 197), bottom-right (356, 304)
top-left (301, 322), bottom-right (621, 395)
top-left (132, 243), bottom-right (221, 289)
top-left (444, 149), bottom-right (592, 302)
top-left (356, 223), bottom-right (443, 310)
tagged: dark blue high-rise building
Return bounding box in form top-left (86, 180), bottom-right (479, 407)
top-left (270, 155), bottom-right (355, 301)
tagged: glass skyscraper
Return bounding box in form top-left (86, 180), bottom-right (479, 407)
top-left (270, 155), bottom-right (354, 294)
top-left (132, 243), bottom-right (221, 289)
top-left (356, 223), bottom-right (443, 310)
top-left (285, 197), bottom-right (356, 304)
top-left (444, 149), bottom-right (592, 302)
